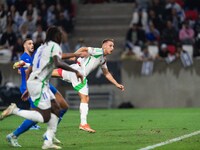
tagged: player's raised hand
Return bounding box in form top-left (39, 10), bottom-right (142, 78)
top-left (117, 84), bottom-right (125, 91)
top-left (13, 61), bottom-right (26, 69)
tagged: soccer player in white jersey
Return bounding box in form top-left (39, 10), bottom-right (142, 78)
top-left (0, 26), bottom-right (83, 149)
top-left (52, 39), bottom-right (125, 133)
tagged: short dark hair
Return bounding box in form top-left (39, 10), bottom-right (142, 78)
top-left (45, 26), bottom-right (62, 44)
top-left (23, 38), bottom-right (32, 46)
top-left (102, 39), bottom-right (114, 44)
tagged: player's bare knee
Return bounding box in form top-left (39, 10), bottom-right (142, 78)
top-left (51, 100), bottom-right (61, 117)
top-left (79, 94), bottom-right (89, 103)
top-left (87, 96), bottom-right (89, 102)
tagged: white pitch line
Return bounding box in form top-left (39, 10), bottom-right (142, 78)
top-left (138, 130), bottom-right (200, 150)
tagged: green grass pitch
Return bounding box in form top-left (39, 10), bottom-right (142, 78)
top-left (0, 108), bottom-right (200, 150)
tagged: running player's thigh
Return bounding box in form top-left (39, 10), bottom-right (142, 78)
top-left (51, 100), bottom-right (60, 117)
top-left (55, 91), bottom-right (69, 109)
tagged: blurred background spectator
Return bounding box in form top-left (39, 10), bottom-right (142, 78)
top-left (0, 25), bottom-right (17, 51)
top-left (145, 22), bottom-right (160, 45)
top-left (59, 26), bottom-right (71, 53)
top-left (0, 3), bottom-right (7, 38)
top-left (156, 43), bottom-right (169, 60)
top-left (11, 36), bottom-right (23, 61)
top-left (124, 23), bottom-right (146, 55)
top-left (122, 0), bottom-right (200, 60)
top-left (74, 38), bottom-right (86, 51)
top-left (130, 6), bottom-right (148, 30)
top-left (0, 0), bottom-right (75, 62)
top-left (32, 24), bottom-right (46, 43)
top-left (160, 20), bottom-right (178, 45)
top-left (179, 20), bottom-right (195, 45)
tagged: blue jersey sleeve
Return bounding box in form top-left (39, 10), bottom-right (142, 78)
top-left (19, 53), bottom-right (32, 93)
top-left (20, 53), bottom-right (33, 67)
top-left (49, 83), bottom-right (57, 95)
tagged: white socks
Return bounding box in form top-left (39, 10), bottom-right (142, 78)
top-left (12, 108), bottom-right (44, 123)
top-left (12, 108), bottom-right (59, 145)
top-left (47, 113), bottom-right (59, 134)
top-left (80, 103), bottom-right (88, 125)
top-left (45, 113), bottom-right (59, 144)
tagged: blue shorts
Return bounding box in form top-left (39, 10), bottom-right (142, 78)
top-left (49, 83), bottom-right (57, 95)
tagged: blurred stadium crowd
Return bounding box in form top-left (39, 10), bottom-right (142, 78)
top-left (0, 0), bottom-right (75, 61)
top-left (122, 0), bottom-right (200, 63)
top-left (0, 0), bottom-right (200, 63)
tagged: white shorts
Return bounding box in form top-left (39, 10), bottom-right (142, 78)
top-left (61, 64), bottom-right (88, 95)
top-left (27, 77), bottom-right (55, 110)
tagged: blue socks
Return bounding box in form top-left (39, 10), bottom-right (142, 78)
top-left (58, 109), bottom-right (68, 124)
top-left (13, 120), bottom-right (37, 137)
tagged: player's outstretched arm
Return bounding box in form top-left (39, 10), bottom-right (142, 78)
top-left (13, 60), bottom-right (32, 80)
top-left (102, 68), bottom-right (124, 91)
top-left (62, 51), bottom-right (88, 61)
top-left (13, 60), bottom-right (30, 69)
top-left (62, 53), bottom-right (77, 59)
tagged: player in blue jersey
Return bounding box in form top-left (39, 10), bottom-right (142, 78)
top-left (5, 38), bottom-right (69, 147)
top-left (17, 39), bottom-right (40, 128)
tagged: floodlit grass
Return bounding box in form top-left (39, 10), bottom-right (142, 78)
top-left (0, 108), bottom-right (200, 149)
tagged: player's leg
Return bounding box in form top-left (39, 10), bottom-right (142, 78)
top-left (6, 119), bottom-right (37, 147)
top-left (1, 104), bottom-right (52, 147)
top-left (42, 100), bottom-right (61, 149)
top-left (1, 79), bottom-right (52, 123)
top-left (0, 79), bottom-right (52, 125)
top-left (6, 98), bottom-right (39, 147)
top-left (72, 77), bottom-right (96, 133)
top-left (0, 103), bottom-right (48, 122)
top-left (55, 91), bottom-right (69, 123)
top-left (56, 68), bottom-right (95, 132)
top-left (78, 92), bottom-right (95, 133)
top-left (1, 92), bottom-right (50, 123)
top-left (50, 83), bottom-right (69, 124)
top-left (49, 84), bottom-right (69, 144)
top-left (28, 99), bottom-right (41, 130)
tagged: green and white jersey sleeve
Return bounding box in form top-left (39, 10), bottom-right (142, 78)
top-left (88, 47), bottom-right (103, 56)
top-left (31, 41), bottom-right (62, 83)
top-left (78, 47), bottom-right (107, 76)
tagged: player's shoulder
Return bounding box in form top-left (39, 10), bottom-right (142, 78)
top-left (94, 47), bottom-right (103, 52)
top-left (20, 52), bottom-right (31, 61)
top-left (20, 52), bottom-right (28, 57)
top-left (49, 41), bottom-right (60, 48)
top-left (49, 41), bottom-right (62, 52)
